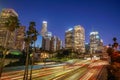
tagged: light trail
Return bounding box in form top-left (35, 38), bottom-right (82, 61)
top-left (1, 59), bottom-right (108, 80)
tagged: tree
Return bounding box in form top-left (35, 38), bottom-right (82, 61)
top-left (112, 37), bottom-right (118, 49)
top-left (29, 22), bottom-right (38, 80)
top-left (23, 36), bottom-right (31, 80)
top-left (107, 47), bottom-right (114, 56)
top-left (113, 37), bottom-right (117, 43)
top-left (108, 44), bottom-right (111, 47)
top-left (23, 21), bottom-right (38, 80)
top-left (0, 15), bottom-right (20, 78)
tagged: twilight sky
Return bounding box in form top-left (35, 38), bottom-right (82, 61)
top-left (0, 0), bottom-right (120, 46)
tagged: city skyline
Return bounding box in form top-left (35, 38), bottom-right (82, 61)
top-left (0, 0), bottom-right (120, 45)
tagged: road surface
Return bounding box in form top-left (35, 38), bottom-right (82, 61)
top-left (1, 59), bottom-right (108, 80)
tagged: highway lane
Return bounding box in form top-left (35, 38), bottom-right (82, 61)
top-left (52, 66), bottom-right (88, 80)
top-left (1, 59), bottom-right (107, 80)
top-left (1, 66), bottom-right (63, 80)
top-left (79, 60), bottom-right (108, 80)
top-left (48, 60), bottom-right (93, 80)
top-left (31, 60), bottom-right (90, 80)
top-left (1, 59), bottom-right (89, 80)
top-left (47, 60), bottom-right (108, 80)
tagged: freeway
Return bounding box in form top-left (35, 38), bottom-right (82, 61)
top-left (3, 59), bottom-right (78, 72)
top-left (1, 59), bottom-right (88, 80)
top-left (48, 60), bottom-right (108, 80)
top-left (79, 60), bottom-right (108, 80)
top-left (1, 59), bottom-right (108, 80)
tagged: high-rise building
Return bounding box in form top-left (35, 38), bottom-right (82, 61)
top-left (50, 36), bottom-right (62, 52)
top-left (40, 21), bottom-right (47, 37)
top-left (73, 25), bottom-right (85, 53)
top-left (90, 31), bottom-right (103, 53)
top-left (65, 25), bottom-right (85, 53)
top-left (50, 36), bottom-right (57, 52)
top-left (0, 8), bottom-right (18, 23)
top-left (15, 26), bottom-right (25, 51)
top-left (42, 32), bottom-right (52, 51)
top-left (41, 21), bottom-right (62, 51)
top-left (0, 8), bottom-right (18, 49)
top-left (56, 37), bottom-right (62, 51)
top-left (65, 28), bottom-right (73, 49)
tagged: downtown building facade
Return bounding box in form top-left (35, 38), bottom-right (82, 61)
top-left (89, 31), bottom-right (103, 53)
top-left (50, 36), bottom-right (62, 52)
top-left (65, 25), bottom-right (85, 53)
top-left (40, 21), bottom-right (47, 37)
top-left (41, 21), bottom-right (62, 52)
top-left (0, 8), bottom-right (25, 50)
top-left (0, 8), bottom-right (18, 49)
top-left (42, 32), bottom-right (52, 51)
top-left (15, 26), bottom-right (25, 51)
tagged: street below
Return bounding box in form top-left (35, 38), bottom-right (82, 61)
top-left (1, 59), bottom-right (108, 80)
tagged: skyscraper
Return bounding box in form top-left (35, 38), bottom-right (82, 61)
top-left (65, 25), bottom-right (85, 53)
top-left (0, 8), bottom-right (18, 49)
top-left (65, 28), bottom-right (73, 49)
top-left (50, 36), bottom-right (62, 52)
top-left (40, 21), bottom-right (47, 37)
top-left (15, 26), bottom-right (25, 51)
top-left (73, 25), bottom-right (85, 53)
top-left (50, 36), bottom-right (57, 52)
top-left (41, 21), bottom-right (62, 51)
top-left (0, 8), bottom-right (18, 19)
top-left (42, 32), bottom-right (52, 51)
top-left (90, 31), bottom-right (103, 53)
top-left (56, 37), bottom-right (62, 51)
